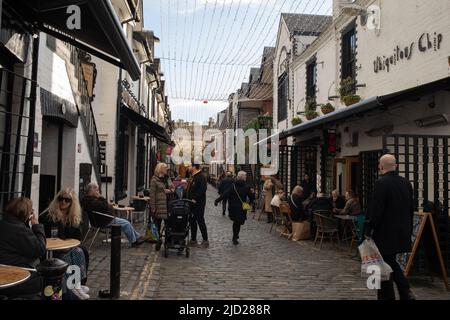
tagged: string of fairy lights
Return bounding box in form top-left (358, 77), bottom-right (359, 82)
top-left (153, 0), bottom-right (333, 120)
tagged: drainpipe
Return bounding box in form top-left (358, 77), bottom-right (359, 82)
top-left (23, 34), bottom-right (40, 198)
top-left (114, 69), bottom-right (123, 202)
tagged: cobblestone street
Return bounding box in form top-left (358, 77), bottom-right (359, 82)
top-left (88, 186), bottom-right (450, 300)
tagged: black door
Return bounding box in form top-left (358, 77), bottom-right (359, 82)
top-left (39, 175), bottom-right (56, 214)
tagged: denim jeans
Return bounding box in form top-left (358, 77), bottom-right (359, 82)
top-left (109, 217), bottom-right (140, 243)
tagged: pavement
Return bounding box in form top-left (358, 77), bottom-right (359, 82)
top-left (87, 185), bottom-right (450, 300)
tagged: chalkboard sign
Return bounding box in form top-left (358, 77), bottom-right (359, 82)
top-left (397, 212), bottom-right (449, 291)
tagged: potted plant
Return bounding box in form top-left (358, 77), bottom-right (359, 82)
top-left (292, 117), bottom-right (302, 126)
top-left (321, 103), bottom-right (335, 114)
top-left (342, 95), bottom-right (361, 106)
top-left (305, 109), bottom-right (319, 120)
top-left (340, 77), bottom-right (361, 106)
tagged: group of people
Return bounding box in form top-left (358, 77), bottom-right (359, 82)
top-left (0, 153), bottom-right (417, 301)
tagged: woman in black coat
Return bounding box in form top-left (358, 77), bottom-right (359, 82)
top-left (215, 171), bottom-right (255, 245)
top-left (288, 186), bottom-right (307, 221)
top-left (0, 197), bottom-right (46, 298)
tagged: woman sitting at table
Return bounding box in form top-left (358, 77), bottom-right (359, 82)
top-left (41, 189), bottom-right (90, 299)
top-left (288, 186), bottom-right (307, 222)
top-left (333, 190), bottom-right (361, 216)
top-left (0, 197), bottom-right (46, 298)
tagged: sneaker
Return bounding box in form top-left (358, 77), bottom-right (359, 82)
top-left (81, 286), bottom-right (90, 294)
top-left (233, 239), bottom-right (239, 245)
top-left (189, 240), bottom-right (198, 246)
top-left (72, 288), bottom-right (90, 300)
top-left (200, 240), bottom-right (209, 248)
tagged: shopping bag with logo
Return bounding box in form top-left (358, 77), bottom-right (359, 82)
top-left (358, 239), bottom-right (393, 281)
top-left (144, 217), bottom-right (160, 243)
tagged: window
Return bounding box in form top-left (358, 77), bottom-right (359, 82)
top-left (306, 59), bottom-right (317, 101)
top-left (341, 26), bottom-right (356, 81)
top-left (278, 73), bottom-right (288, 122)
top-left (46, 35), bottom-right (56, 52)
top-left (136, 135), bottom-right (146, 191)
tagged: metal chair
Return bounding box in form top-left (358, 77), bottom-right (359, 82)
top-left (313, 212), bottom-right (340, 250)
top-left (349, 214), bottom-right (367, 254)
top-left (252, 192), bottom-right (265, 220)
top-left (130, 199), bottom-right (148, 224)
top-left (82, 210), bottom-right (115, 251)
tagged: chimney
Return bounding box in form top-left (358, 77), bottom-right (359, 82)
top-left (333, 0), bottom-right (351, 20)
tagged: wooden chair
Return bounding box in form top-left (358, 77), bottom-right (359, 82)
top-left (253, 192), bottom-right (265, 220)
top-left (270, 205), bottom-right (283, 234)
top-left (279, 202), bottom-right (293, 237)
top-left (313, 212), bottom-right (340, 250)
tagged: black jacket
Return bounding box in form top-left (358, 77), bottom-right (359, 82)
top-left (40, 212), bottom-right (83, 241)
top-left (332, 196), bottom-right (346, 210)
top-left (368, 171), bottom-right (414, 255)
top-left (300, 180), bottom-right (317, 199)
top-left (215, 180), bottom-right (255, 223)
top-left (308, 197), bottom-right (333, 213)
top-left (288, 194), bottom-right (306, 221)
top-left (218, 177), bottom-right (234, 195)
top-left (186, 171), bottom-right (207, 204)
top-left (0, 214), bottom-right (46, 268)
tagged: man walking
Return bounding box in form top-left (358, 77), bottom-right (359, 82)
top-left (218, 172), bottom-right (234, 216)
top-left (186, 164), bottom-right (209, 247)
top-left (368, 154), bottom-right (415, 300)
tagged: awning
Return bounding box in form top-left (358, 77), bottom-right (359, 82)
top-left (120, 105), bottom-right (173, 145)
top-left (280, 76), bottom-right (450, 139)
top-left (12, 0), bottom-right (141, 81)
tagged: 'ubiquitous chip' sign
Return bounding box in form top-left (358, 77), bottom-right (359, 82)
top-left (373, 31), bottom-right (443, 73)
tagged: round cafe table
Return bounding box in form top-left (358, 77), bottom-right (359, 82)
top-left (112, 205), bottom-right (135, 226)
top-left (46, 238), bottom-right (81, 259)
top-left (0, 265), bottom-right (31, 289)
top-left (131, 196), bottom-right (150, 201)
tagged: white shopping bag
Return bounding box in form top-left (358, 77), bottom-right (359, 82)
top-left (358, 239), bottom-right (393, 281)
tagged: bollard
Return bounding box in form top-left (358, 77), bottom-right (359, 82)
top-left (37, 258), bottom-right (68, 300)
top-left (98, 224), bottom-right (121, 299)
top-left (110, 224), bottom-right (121, 299)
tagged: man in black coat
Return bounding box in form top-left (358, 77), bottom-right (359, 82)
top-left (186, 164), bottom-right (209, 247)
top-left (218, 172), bottom-right (234, 216)
top-left (367, 154), bottom-right (415, 300)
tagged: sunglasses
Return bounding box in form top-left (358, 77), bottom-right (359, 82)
top-left (58, 197), bottom-right (72, 203)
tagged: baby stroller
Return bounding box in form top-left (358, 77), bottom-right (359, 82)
top-left (161, 199), bottom-right (194, 258)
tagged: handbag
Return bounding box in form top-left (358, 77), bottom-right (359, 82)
top-left (144, 216), bottom-right (160, 243)
top-left (234, 185), bottom-right (251, 211)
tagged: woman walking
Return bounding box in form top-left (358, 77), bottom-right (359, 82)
top-left (215, 171), bottom-right (254, 245)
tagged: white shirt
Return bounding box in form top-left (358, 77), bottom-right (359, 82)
top-left (271, 195), bottom-right (282, 208)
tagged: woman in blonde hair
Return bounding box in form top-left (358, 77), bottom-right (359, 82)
top-left (41, 188), bottom-right (90, 299)
top-left (149, 163), bottom-right (172, 251)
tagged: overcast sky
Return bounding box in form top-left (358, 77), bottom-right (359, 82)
top-left (143, 0), bottom-right (332, 124)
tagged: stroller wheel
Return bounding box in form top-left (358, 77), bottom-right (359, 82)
top-left (155, 241), bottom-right (162, 252)
top-left (164, 247), bottom-right (169, 258)
top-left (185, 247), bottom-right (190, 258)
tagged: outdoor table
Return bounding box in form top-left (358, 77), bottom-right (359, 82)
top-left (131, 196), bottom-right (150, 201)
top-left (0, 265), bottom-right (31, 290)
top-left (46, 238), bottom-right (81, 259)
top-left (334, 215), bottom-right (357, 247)
top-left (112, 205), bottom-right (135, 226)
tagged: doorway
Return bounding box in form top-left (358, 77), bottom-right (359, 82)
top-left (333, 156), bottom-right (360, 196)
